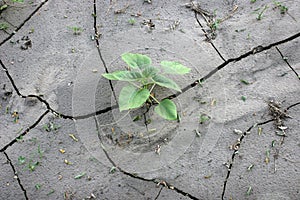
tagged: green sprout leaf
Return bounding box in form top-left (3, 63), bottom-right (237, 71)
top-left (154, 99), bottom-right (177, 120)
top-left (160, 61), bottom-right (191, 75)
top-left (152, 74), bottom-right (181, 92)
top-left (18, 156), bottom-right (26, 165)
top-left (121, 53), bottom-right (151, 70)
top-left (119, 85), bottom-right (150, 111)
top-left (74, 172), bottom-right (86, 179)
top-left (102, 71), bottom-right (143, 81)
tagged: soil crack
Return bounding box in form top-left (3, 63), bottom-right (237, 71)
top-left (92, 0), bottom-right (118, 104)
top-left (0, 110), bottom-right (49, 152)
top-left (94, 116), bottom-right (200, 200)
top-left (275, 47), bottom-right (300, 80)
top-left (221, 101), bottom-right (300, 199)
top-left (0, 0), bottom-right (49, 46)
top-left (2, 151), bottom-right (28, 200)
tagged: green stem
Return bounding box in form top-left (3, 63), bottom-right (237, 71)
top-left (149, 83), bottom-right (156, 93)
top-left (150, 94), bottom-right (160, 104)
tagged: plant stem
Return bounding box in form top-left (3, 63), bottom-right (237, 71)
top-left (149, 84), bottom-right (156, 93)
top-left (150, 94), bottom-right (160, 104)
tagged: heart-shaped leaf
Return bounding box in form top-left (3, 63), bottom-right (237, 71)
top-left (122, 53), bottom-right (151, 70)
top-left (119, 85), bottom-right (150, 111)
top-left (160, 61), bottom-right (191, 74)
top-left (152, 74), bottom-right (181, 92)
top-left (154, 99), bottom-right (177, 120)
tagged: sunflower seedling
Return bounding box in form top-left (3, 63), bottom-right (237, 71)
top-left (102, 53), bottom-right (191, 120)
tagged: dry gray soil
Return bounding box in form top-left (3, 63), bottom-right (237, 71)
top-left (0, 0), bottom-right (299, 199)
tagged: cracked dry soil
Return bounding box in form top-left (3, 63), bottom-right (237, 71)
top-left (0, 0), bottom-right (300, 199)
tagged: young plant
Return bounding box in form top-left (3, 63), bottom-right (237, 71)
top-left (128, 18), bottom-right (136, 25)
top-left (102, 53), bottom-right (191, 120)
top-left (67, 26), bottom-right (83, 35)
top-left (256, 5), bottom-right (269, 20)
top-left (273, 1), bottom-right (288, 14)
top-left (0, 23), bottom-right (9, 31)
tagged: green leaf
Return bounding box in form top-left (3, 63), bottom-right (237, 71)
top-left (142, 66), bottom-right (160, 78)
top-left (0, 4), bottom-right (8, 11)
top-left (121, 53), bottom-right (151, 70)
top-left (152, 74), bottom-right (181, 92)
top-left (74, 172), bottom-right (86, 179)
top-left (119, 85), bottom-right (150, 111)
top-left (154, 99), bottom-right (178, 120)
top-left (102, 71), bottom-right (143, 81)
top-left (160, 61), bottom-right (191, 75)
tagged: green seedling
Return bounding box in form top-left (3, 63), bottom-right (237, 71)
top-left (102, 53), bottom-right (191, 121)
top-left (29, 28), bottom-right (34, 34)
top-left (240, 79), bottom-right (250, 85)
top-left (211, 18), bottom-right (222, 31)
top-left (0, 22), bottom-right (9, 31)
top-left (27, 160), bottom-right (40, 171)
top-left (47, 189), bottom-right (55, 196)
top-left (128, 18), bottom-right (136, 25)
top-left (250, 0), bottom-right (256, 3)
top-left (0, 4), bottom-right (8, 11)
top-left (16, 135), bottom-right (23, 142)
top-left (199, 114), bottom-right (210, 124)
top-left (241, 96), bottom-right (247, 102)
top-left (35, 183), bottom-right (42, 190)
top-left (12, 0), bottom-right (24, 2)
top-left (273, 1), bottom-right (288, 14)
top-left (109, 166), bottom-right (117, 174)
top-left (256, 5), bottom-right (269, 20)
top-left (74, 172), bottom-right (86, 179)
top-left (67, 26), bottom-right (83, 35)
top-left (246, 186), bottom-right (252, 195)
top-left (18, 156), bottom-right (26, 165)
top-left (43, 122), bottom-right (60, 132)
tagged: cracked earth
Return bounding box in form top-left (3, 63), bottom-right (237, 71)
top-left (0, 0), bottom-right (299, 199)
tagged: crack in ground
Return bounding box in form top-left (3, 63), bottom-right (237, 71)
top-left (93, 0), bottom-right (118, 104)
top-left (275, 47), bottom-right (300, 80)
top-left (154, 186), bottom-right (163, 200)
top-left (1, 32), bottom-right (299, 122)
top-left (0, 1), bottom-right (298, 199)
top-left (221, 119), bottom-right (274, 200)
top-left (0, 110), bottom-right (49, 152)
top-left (194, 12), bottom-right (226, 62)
top-left (0, 59), bottom-right (74, 119)
top-left (2, 151), bottom-right (28, 200)
top-left (221, 102), bottom-right (300, 199)
top-left (168, 32), bottom-right (300, 100)
top-left (94, 116), bottom-right (200, 200)
top-left (0, 0), bottom-right (49, 46)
